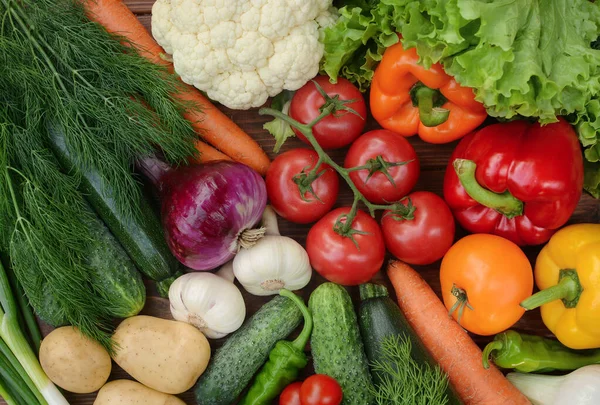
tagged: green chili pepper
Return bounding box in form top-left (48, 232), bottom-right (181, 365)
top-left (239, 289), bottom-right (313, 405)
top-left (482, 330), bottom-right (600, 373)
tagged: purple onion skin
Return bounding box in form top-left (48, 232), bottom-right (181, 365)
top-left (159, 161), bottom-right (267, 271)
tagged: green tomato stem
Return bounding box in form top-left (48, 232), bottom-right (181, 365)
top-left (258, 107), bottom-right (411, 232)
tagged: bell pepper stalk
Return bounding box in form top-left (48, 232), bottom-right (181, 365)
top-left (520, 223), bottom-right (600, 350)
top-left (239, 289), bottom-right (313, 405)
top-left (483, 329), bottom-right (600, 373)
top-left (370, 41), bottom-right (487, 144)
top-left (443, 118), bottom-right (584, 246)
top-left (259, 91), bottom-right (415, 238)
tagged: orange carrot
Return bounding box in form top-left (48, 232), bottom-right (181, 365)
top-left (387, 260), bottom-right (531, 405)
top-left (83, 0), bottom-right (271, 175)
top-left (191, 140), bottom-right (232, 164)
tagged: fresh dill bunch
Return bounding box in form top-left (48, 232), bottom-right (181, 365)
top-left (370, 335), bottom-right (450, 405)
top-left (0, 0), bottom-right (202, 349)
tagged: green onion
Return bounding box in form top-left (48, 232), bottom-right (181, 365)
top-left (0, 261), bottom-right (68, 405)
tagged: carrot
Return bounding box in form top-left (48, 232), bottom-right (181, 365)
top-left (83, 0), bottom-right (271, 175)
top-left (386, 260), bottom-right (531, 405)
top-left (190, 140), bottom-right (232, 164)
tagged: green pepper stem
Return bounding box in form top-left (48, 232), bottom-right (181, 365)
top-left (412, 85), bottom-right (449, 127)
top-left (453, 159), bottom-right (524, 219)
top-left (258, 108), bottom-right (416, 234)
top-left (521, 270), bottom-right (582, 310)
top-left (482, 340), bottom-right (504, 370)
top-left (278, 289), bottom-right (313, 351)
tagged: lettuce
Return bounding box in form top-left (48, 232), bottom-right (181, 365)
top-left (320, 0), bottom-right (600, 197)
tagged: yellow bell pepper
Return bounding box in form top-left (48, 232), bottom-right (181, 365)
top-left (520, 223), bottom-right (600, 349)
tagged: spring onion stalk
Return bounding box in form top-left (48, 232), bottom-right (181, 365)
top-left (5, 264), bottom-right (42, 353)
top-left (0, 262), bottom-right (68, 405)
top-left (0, 376), bottom-right (19, 405)
top-left (507, 365), bottom-right (600, 405)
top-left (0, 347), bottom-right (40, 404)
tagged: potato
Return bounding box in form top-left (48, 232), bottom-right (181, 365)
top-left (39, 326), bottom-right (111, 394)
top-left (93, 380), bottom-right (185, 405)
top-left (111, 315), bottom-right (210, 394)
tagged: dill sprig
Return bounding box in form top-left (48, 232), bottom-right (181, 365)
top-left (370, 335), bottom-right (450, 405)
top-left (0, 0), bottom-right (200, 349)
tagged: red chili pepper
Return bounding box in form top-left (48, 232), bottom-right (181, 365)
top-left (443, 118), bottom-right (584, 246)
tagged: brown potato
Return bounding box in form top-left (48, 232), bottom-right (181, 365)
top-left (93, 380), bottom-right (186, 405)
top-left (39, 326), bottom-right (111, 394)
top-left (111, 315), bottom-right (210, 394)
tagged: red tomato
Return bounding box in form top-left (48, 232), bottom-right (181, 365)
top-left (279, 381), bottom-right (302, 405)
top-left (299, 375), bottom-right (343, 405)
top-left (290, 76), bottom-right (367, 150)
top-left (266, 149), bottom-right (339, 224)
top-left (307, 207), bottom-right (385, 285)
top-left (344, 129), bottom-right (420, 204)
top-left (381, 191), bottom-right (455, 265)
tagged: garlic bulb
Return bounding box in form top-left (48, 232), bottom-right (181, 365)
top-left (233, 206), bottom-right (312, 296)
top-left (168, 263), bottom-right (245, 339)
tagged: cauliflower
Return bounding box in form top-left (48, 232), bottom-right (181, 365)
top-left (152, 0), bottom-right (336, 110)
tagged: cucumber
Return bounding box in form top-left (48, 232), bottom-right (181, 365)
top-left (13, 207), bottom-right (146, 325)
top-left (308, 282), bottom-right (375, 405)
top-left (48, 127), bottom-right (180, 296)
top-left (358, 283), bottom-right (462, 405)
top-left (195, 295), bottom-right (303, 405)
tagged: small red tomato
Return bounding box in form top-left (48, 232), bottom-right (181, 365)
top-left (307, 207), bottom-right (385, 285)
top-left (381, 191), bottom-right (455, 265)
top-left (279, 381), bottom-right (303, 405)
top-left (344, 129), bottom-right (420, 204)
top-left (290, 76), bottom-right (367, 150)
top-left (266, 149), bottom-right (339, 224)
top-left (300, 375), bottom-right (343, 405)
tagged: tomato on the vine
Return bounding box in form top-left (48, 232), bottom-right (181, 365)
top-left (279, 381), bottom-right (302, 405)
top-left (381, 191), bottom-right (455, 265)
top-left (299, 375), bottom-right (343, 405)
top-left (306, 207), bottom-right (385, 285)
top-left (289, 76), bottom-right (367, 150)
top-left (344, 129), bottom-right (420, 204)
top-left (266, 149), bottom-right (339, 224)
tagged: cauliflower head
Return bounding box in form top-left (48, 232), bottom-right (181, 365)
top-left (152, 0), bottom-right (336, 110)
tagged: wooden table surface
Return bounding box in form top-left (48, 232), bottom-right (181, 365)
top-left (13, 1), bottom-right (600, 404)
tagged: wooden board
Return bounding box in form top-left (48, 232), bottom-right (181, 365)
top-left (8, 2), bottom-right (600, 404)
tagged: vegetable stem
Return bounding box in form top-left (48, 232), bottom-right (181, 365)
top-left (278, 289), bottom-right (312, 351)
top-left (521, 269), bottom-right (582, 310)
top-left (453, 159), bottom-right (524, 219)
top-left (0, 339), bottom-right (42, 404)
top-left (411, 84), bottom-right (450, 127)
top-left (0, 377), bottom-right (19, 405)
top-left (258, 108), bottom-right (415, 231)
top-left (482, 340), bottom-right (504, 369)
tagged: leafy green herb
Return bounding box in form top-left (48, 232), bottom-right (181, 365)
top-left (0, 0), bottom-right (199, 349)
top-left (370, 334), bottom-right (449, 405)
top-left (262, 91), bottom-right (296, 152)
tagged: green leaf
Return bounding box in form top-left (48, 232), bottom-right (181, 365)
top-left (262, 91), bottom-right (295, 152)
top-left (584, 159), bottom-right (600, 199)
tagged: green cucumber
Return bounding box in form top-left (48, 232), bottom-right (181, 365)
top-left (14, 207), bottom-right (145, 325)
top-left (358, 283), bottom-right (462, 405)
top-left (195, 295), bottom-right (303, 405)
top-left (48, 127), bottom-right (180, 296)
top-left (308, 283), bottom-right (375, 405)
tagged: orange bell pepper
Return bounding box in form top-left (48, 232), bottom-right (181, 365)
top-left (370, 41), bottom-right (488, 144)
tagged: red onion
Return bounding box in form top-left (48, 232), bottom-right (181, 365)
top-left (139, 156), bottom-right (267, 271)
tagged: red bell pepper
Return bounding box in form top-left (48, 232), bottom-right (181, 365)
top-left (443, 118), bottom-right (584, 246)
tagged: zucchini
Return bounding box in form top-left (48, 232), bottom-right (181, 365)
top-left (48, 127), bottom-right (180, 296)
top-left (308, 282), bottom-right (375, 405)
top-left (358, 283), bottom-right (462, 405)
top-left (195, 295), bottom-right (302, 405)
top-left (13, 208), bottom-right (146, 326)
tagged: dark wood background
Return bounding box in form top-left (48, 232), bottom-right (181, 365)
top-left (10, 1), bottom-right (600, 404)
